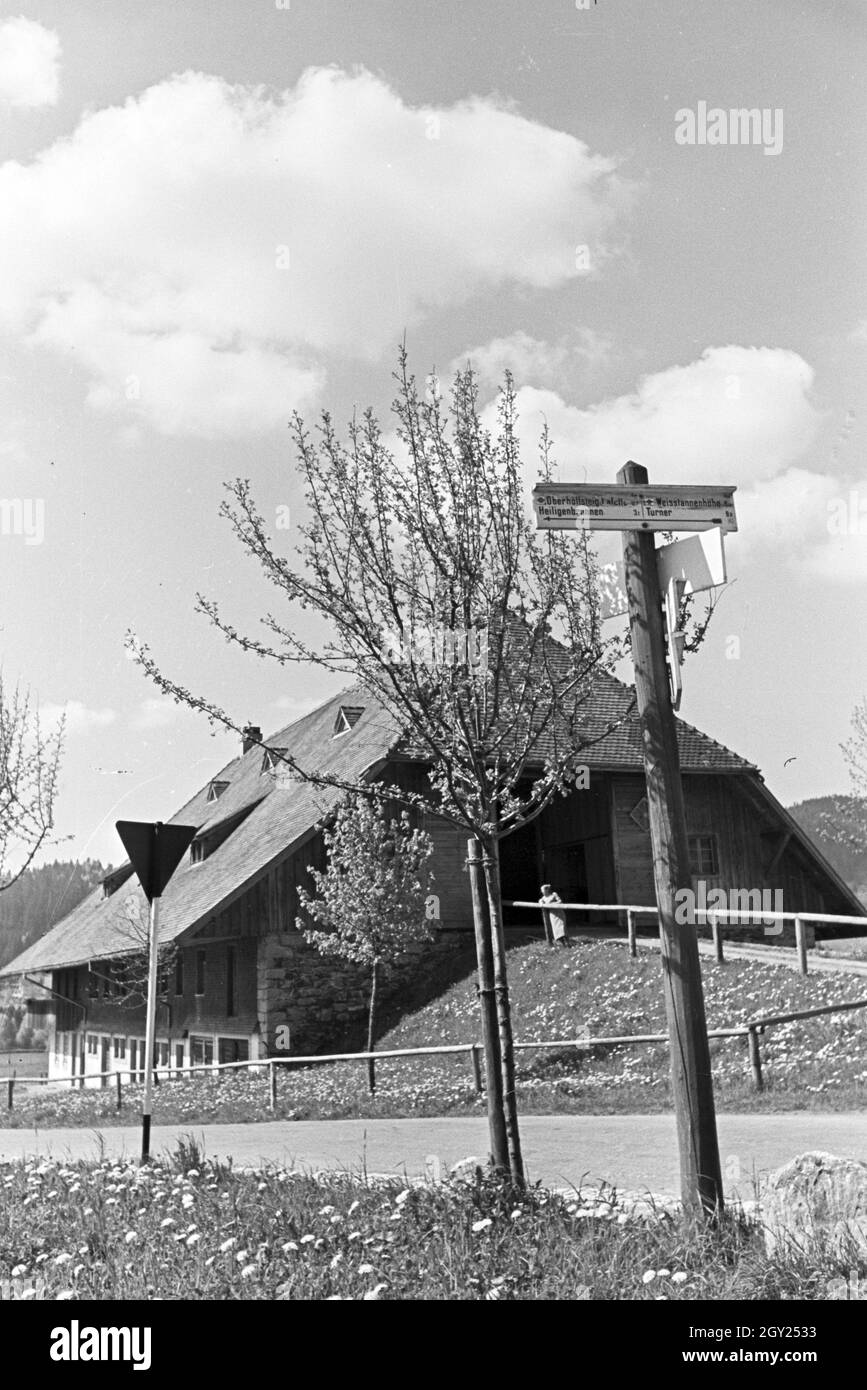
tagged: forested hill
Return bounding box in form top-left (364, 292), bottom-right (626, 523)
top-left (787, 796), bottom-right (867, 906)
top-left (0, 860), bottom-right (108, 970)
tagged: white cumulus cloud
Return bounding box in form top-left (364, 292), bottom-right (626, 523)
top-left (41, 701), bottom-right (117, 734)
top-left (0, 67), bottom-right (627, 437)
top-left (502, 346), bottom-right (821, 490)
top-left (448, 328), bottom-right (614, 394)
top-left (130, 698), bottom-right (179, 731)
top-left (0, 17), bottom-right (60, 108)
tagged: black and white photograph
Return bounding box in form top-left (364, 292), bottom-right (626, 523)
top-left (0, 0), bottom-right (865, 1353)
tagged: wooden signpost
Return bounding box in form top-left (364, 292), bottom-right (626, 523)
top-left (533, 463), bottom-right (734, 1217)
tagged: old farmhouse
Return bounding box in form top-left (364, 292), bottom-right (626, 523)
top-left (2, 672), bottom-right (863, 1085)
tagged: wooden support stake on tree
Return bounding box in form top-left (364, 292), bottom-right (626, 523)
top-left (619, 460), bottom-right (724, 1219)
top-left (467, 838), bottom-right (509, 1178)
top-left (6, 1075), bottom-right (12, 1111)
top-left (269, 1059), bottom-right (277, 1112)
top-left (116, 1070), bottom-right (123, 1113)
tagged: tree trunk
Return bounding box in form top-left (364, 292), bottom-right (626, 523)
top-left (467, 838), bottom-right (510, 1178)
top-left (481, 836), bottom-right (525, 1188)
top-left (367, 958), bottom-right (378, 1094)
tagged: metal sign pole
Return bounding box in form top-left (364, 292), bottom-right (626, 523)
top-left (141, 893), bottom-right (161, 1162)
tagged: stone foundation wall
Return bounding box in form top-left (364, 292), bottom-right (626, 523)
top-left (257, 930), bottom-right (470, 1055)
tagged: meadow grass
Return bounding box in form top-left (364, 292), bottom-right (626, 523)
top-left (1, 1143), bottom-right (864, 1301)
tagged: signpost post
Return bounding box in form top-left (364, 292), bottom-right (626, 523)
top-left (116, 820), bottom-right (197, 1162)
top-left (533, 464), bottom-right (733, 1217)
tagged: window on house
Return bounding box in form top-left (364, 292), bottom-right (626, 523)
top-left (333, 706), bottom-right (364, 737)
top-left (175, 954), bottom-right (184, 996)
top-left (688, 834), bottom-right (719, 877)
top-left (190, 838), bottom-right (206, 864)
top-left (175, 1043), bottom-right (185, 1071)
top-left (190, 1036), bottom-right (214, 1067)
top-left (195, 950), bottom-right (206, 996)
top-left (261, 746), bottom-right (288, 772)
top-left (113, 1037), bottom-right (126, 1060)
top-left (87, 1034), bottom-right (97, 1055)
top-left (226, 946), bottom-right (236, 1018)
top-left (206, 779), bottom-right (230, 803)
top-left (101, 864), bottom-right (135, 899)
top-left (157, 1042), bottom-right (169, 1067)
top-left (218, 1037), bottom-right (249, 1064)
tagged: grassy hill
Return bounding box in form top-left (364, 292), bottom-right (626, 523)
top-left (6, 937), bottom-right (867, 1128)
top-left (787, 795), bottom-right (867, 905)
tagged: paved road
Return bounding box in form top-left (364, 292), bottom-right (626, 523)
top-left (2, 1113), bottom-right (865, 1199)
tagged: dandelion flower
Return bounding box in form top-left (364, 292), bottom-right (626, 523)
top-left (672, 1272), bottom-right (688, 1284)
top-left (11, 1264), bottom-right (27, 1278)
top-left (56, 1290), bottom-right (75, 1300)
top-left (642, 1271), bottom-right (656, 1284)
top-left (395, 1190), bottom-right (410, 1206)
top-left (241, 1265), bottom-right (257, 1279)
top-left (282, 1241), bottom-right (299, 1253)
top-left (472, 1219), bottom-right (493, 1233)
top-left (219, 1238), bottom-right (236, 1253)
top-left (300, 1235), bottom-right (315, 1245)
top-left (363, 1284), bottom-right (388, 1300)
top-left (160, 1218), bottom-right (176, 1229)
top-left (358, 1263), bottom-right (375, 1275)
top-left (54, 1253), bottom-right (73, 1266)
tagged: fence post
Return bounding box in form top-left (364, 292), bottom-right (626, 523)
top-left (469, 1044), bottom-right (483, 1093)
top-left (795, 917), bottom-right (808, 976)
top-left (116, 1070), bottom-right (123, 1113)
top-left (627, 910), bottom-right (637, 958)
top-left (711, 913), bottom-right (724, 964)
top-left (748, 1026), bottom-right (764, 1092)
top-left (269, 1059), bottom-right (277, 1113)
top-left (6, 1075), bottom-right (13, 1110)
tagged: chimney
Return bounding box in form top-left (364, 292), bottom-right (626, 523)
top-left (241, 724), bottom-right (261, 755)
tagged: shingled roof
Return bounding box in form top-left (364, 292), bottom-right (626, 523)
top-left (1, 673), bottom-right (757, 977)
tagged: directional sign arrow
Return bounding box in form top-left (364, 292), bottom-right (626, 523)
top-left (116, 820), bottom-right (197, 902)
top-left (532, 482), bottom-right (738, 533)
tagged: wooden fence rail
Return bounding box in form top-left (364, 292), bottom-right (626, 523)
top-left (6, 998), bottom-right (866, 1109)
top-left (503, 900), bottom-right (867, 976)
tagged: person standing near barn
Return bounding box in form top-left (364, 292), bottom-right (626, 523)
top-left (539, 883), bottom-right (568, 947)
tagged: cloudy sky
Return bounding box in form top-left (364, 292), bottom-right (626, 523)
top-left (0, 0), bottom-right (864, 868)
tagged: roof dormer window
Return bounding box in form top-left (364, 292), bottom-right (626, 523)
top-left (333, 706), bottom-right (364, 737)
top-left (206, 780), bottom-right (229, 803)
top-left (261, 746), bottom-right (287, 773)
top-left (101, 864), bottom-right (135, 899)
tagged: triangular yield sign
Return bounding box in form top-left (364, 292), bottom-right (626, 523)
top-left (116, 820), bottom-right (197, 902)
